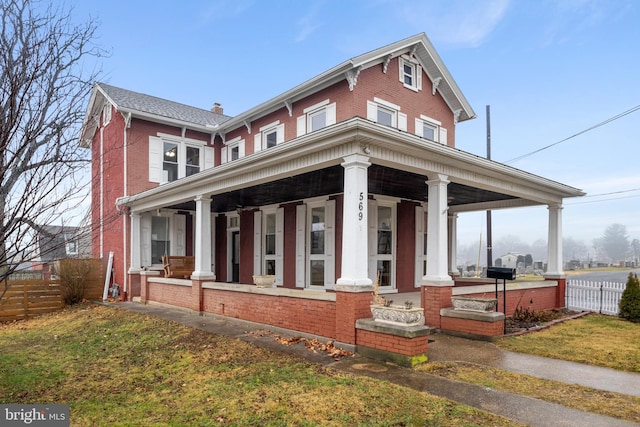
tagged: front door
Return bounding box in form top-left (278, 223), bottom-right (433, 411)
top-left (231, 231), bottom-right (240, 283)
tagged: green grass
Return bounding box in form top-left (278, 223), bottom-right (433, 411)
top-left (0, 303), bottom-right (522, 426)
top-left (497, 313), bottom-right (640, 372)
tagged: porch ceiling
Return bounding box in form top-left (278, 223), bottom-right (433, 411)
top-left (165, 164), bottom-right (516, 213)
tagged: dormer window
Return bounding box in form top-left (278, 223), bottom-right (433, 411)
top-left (399, 56), bottom-right (422, 92)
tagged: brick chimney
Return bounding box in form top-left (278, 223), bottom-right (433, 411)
top-left (211, 102), bottom-right (223, 115)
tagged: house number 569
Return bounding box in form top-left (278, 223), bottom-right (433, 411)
top-left (358, 192), bottom-right (364, 221)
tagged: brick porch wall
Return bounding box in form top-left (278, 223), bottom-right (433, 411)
top-left (202, 288), bottom-right (336, 338)
top-left (147, 281), bottom-right (192, 310)
top-left (356, 329), bottom-right (428, 356)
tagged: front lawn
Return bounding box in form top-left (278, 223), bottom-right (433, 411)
top-left (0, 303), bottom-right (520, 426)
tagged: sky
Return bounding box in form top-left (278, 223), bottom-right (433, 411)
top-left (66, 0), bottom-right (640, 252)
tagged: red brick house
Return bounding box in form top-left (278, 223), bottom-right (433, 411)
top-left (80, 33), bottom-right (583, 361)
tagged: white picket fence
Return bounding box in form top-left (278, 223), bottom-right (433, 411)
top-left (566, 280), bottom-right (626, 315)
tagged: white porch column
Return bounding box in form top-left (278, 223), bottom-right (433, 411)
top-left (129, 212), bottom-right (141, 273)
top-left (448, 212), bottom-right (459, 276)
top-left (337, 153), bottom-right (372, 287)
top-left (546, 203), bottom-right (564, 278)
top-left (423, 174), bottom-right (453, 284)
top-left (192, 195), bottom-right (215, 280)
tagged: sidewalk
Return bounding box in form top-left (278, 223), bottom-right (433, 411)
top-left (108, 301), bottom-right (639, 427)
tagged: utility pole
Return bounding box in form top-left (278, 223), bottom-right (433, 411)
top-left (486, 105), bottom-right (493, 268)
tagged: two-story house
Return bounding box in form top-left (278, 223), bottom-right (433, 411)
top-left (80, 33), bottom-right (583, 350)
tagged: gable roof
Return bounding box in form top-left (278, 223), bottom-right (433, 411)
top-left (217, 33), bottom-right (476, 134)
top-left (79, 83), bottom-right (232, 146)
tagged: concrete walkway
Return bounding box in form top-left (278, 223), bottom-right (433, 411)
top-left (107, 302), bottom-right (639, 427)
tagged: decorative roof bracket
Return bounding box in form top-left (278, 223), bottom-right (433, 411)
top-left (181, 126), bottom-right (186, 139)
top-left (410, 43), bottom-right (418, 58)
top-left (432, 77), bottom-right (443, 95)
top-left (345, 66), bottom-right (362, 92)
top-left (243, 120), bottom-right (251, 134)
top-left (453, 109), bottom-right (462, 124)
top-left (284, 100), bottom-right (293, 117)
top-left (382, 54), bottom-right (392, 73)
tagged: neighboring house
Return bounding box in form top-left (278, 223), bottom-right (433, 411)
top-left (79, 33), bottom-right (583, 347)
top-left (31, 225), bottom-right (91, 277)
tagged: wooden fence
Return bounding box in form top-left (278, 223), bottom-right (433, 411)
top-left (0, 258), bottom-right (105, 322)
top-left (0, 280), bottom-right (64, 322)
top-left (566, 280), bottom-right (626, 315)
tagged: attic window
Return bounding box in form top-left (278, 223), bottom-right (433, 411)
top-left (398, 56), bottom-right (422, 92)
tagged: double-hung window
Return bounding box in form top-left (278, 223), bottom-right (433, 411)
top-left (414, 115), bottom-right (447, 145)
top-left (398, 55), bottom-right (422, 92)
top-left (149, 134), bottom-right (212, 184)
top-left (222, 136), bottom-right (245, 164)
top-left (253, 207), bottom-right (284, 285)
top-left (367, 97), bottom-right (407, 132)
top-left (296, 99), bottom-right (337, 136)
top-left (254, 121), bottom-right (284, 153)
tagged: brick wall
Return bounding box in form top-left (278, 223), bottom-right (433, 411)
top-left (462, 286), bottom-right (557, 316)
top-left (202, 288), bottom-right (336, 338)
top-left (356, 329), bottom-right (428, 356)
top-left (147, 281), bottom-right (192, 310)
top-left (440, 316), bottom-right (504, 337)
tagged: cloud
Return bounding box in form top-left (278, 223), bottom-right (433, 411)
top-left (541, 0), bottom-right (632, 45)
top-left (295, 4), bottom-right (323, 42)
top-left (396, 0), bottom-right (510, 48)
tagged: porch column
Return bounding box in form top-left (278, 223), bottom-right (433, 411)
top-left (126, 212), bottom-right (142, 300)
top-left (335, 153), bottom-right (373, 346)
top-left (421, 174), bottom-right (453, 329)
top-left (129, 212), bottom-right (142, 273)
top-left (192, 195), bottom-right (215, 280)
top-left (545, 203), bottom-right (564, 278)
top-left (448, 212), bottom-right (459, 277)
top-left (337, 153), bottom-right (372, 287)
top-left (423, 174), bottom-right (452, 284)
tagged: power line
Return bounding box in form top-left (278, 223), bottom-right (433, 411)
top-left (505, 104), bottom-right (640, 164)
top-left (581, 188), bottom-right (640, 198)
top-left (566, 193), bottom-right (640, 205)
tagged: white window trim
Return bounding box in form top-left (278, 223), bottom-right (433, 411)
top-left (297, 99), bottom-right (336, 136)
top-left (256, 205), bottom-right (284, 285)
top-left (367, 98), bottom-right (407, 132)
top-left (255, 120), bottom-right (284, 152)
top-left (222, 136), bottom-right (245, 163)
top-left (303, 99), bottom-right (330, 114)
top-left (368, 197), bottom-right (398, 291)
top-left (415, 115), bottom-right (447, 145)
top-left (304, 197), bottom-right (335, 290)
top-left (398, 55), bottom-right (422, 92)
top-left (102, 104), bottom-right (112, 126)
top-left (226, 212), bottom-right (240, 282)
top-left (415, 204), bottom-right (427, 287)
top-left (149, 133), bottom-right (211, 183)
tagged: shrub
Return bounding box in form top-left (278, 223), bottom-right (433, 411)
top-left (619, 273), bottom-right (640, 323)
top-left (55, 259), bottom-right (94, 305)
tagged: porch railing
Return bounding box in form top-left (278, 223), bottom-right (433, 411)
top-left (566, 280), bottom-right (626, 315)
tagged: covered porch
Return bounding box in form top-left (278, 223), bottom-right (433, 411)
top-left (119, 117), bottom-right (583, 362)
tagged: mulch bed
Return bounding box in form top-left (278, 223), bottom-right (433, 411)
top-left (504, 308), bottom-right (590, 336)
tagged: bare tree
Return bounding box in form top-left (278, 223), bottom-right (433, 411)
top-left (0, 0), bottom-right (105, 286)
